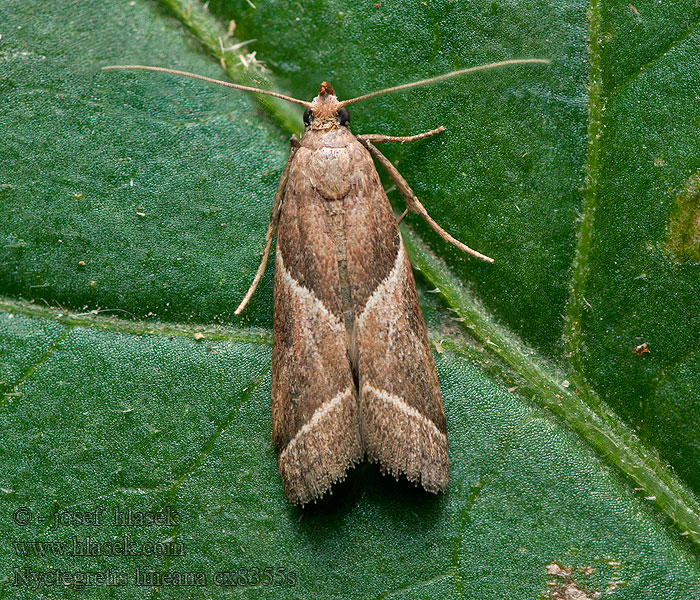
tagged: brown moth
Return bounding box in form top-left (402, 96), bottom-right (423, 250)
top-left (104, 59), bottom-right (547, 505)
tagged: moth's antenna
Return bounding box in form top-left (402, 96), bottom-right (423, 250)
top-left (339, 58), bottom-right (549, 107)
top-left (102, 65), bottom-right (313, 108)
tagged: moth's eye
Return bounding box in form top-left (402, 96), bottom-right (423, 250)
top-left (338, 107), bottom-right (350, 127)
top-left (303, 108), bottom-right (313, 126)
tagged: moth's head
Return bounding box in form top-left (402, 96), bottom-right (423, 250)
top-left (304, 81), bottom-right (350, 131)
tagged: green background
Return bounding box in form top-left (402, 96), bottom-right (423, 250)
top-left (1, 0), bottom-right (699, 598)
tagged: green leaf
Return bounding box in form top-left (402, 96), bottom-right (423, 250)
top-left (2, 1), bottom-right (700, 599)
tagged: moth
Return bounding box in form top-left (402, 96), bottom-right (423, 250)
top-left (104, 58), bottom-right (547, 505)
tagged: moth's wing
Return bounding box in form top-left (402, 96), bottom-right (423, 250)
top-left (345, 141), bottom-right (449, 493)
top-left (272, 147), bottom-right (362, 506)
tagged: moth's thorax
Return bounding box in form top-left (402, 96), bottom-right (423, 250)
top-left (294, 127), bottom-right (360, 202)
top-left (299, 126), bottom-right (355, 150)
top-left (308, 81), bottom-right (345, 131)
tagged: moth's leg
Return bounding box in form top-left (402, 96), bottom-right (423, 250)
top-left (357, 126), bottom-right (444, 145)
top-left (235, 135), bottom-right (301, 314)
top-left (358, 128), bottom-right (444, 224)
top-left (359, 139), bottom-right (494, 263)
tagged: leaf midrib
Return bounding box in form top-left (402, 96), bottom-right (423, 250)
top-left (563, 0), bottom-right (602, 404)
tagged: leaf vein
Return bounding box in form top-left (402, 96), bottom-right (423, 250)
top-left (610, 12), bottom-right (700, 99)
